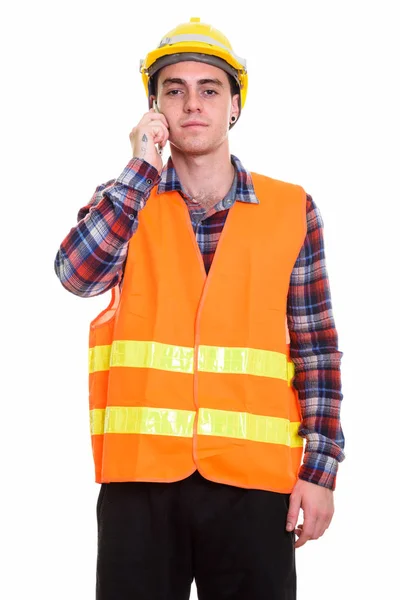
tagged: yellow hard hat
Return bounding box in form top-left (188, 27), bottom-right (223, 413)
top-left (140, 17), bottom-right (248, 112)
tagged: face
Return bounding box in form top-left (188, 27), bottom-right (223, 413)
top-left (154, 61), bottom-right (239, 156)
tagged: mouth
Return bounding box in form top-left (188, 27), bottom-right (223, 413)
top-left (181, 121), bottom-right (208, 128)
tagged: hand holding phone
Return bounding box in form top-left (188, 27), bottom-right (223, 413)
top-left (129, 104), bottom-right (169, 173)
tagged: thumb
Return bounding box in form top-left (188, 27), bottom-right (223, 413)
top-left (286, 493), bottom-right (301, 532)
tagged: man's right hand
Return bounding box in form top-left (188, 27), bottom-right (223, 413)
top-left (129, 109), bottom-right (169, 173)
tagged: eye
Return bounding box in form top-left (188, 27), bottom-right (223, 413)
top-left (204, 89), bottom-right (218, 96)
top-left (166, 89), bottom-right (182, 96)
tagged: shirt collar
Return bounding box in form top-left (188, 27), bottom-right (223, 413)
top-left (157, 154), bottom-right (259, 205)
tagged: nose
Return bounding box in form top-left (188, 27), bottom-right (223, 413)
top-left (183, 89), bottom-right (202, 113)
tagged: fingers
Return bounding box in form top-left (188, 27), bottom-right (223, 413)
top-left (287, 479), bottom-right (335, 549)
top-left (147, 122), bottom-right (169, 146)
top-left (130, 119), bottom-right (169, 147)
top-left (286, 493), bottom-right (301, 534)
top-left (148, 108), bottom-right (169, 129)
top-left (294, 512), bottom-right (332, 549)
top-left (130, 109), bottom-right (169, 135)
top-left (142, 109), bottom-right (170, 143)
top-left (294, 515), bottom-right (316, 549)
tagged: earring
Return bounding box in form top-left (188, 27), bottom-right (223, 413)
top-left (230, 116), bottom-right (237, 124)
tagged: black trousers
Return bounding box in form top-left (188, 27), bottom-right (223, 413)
top-left (96, 470), bottom-right (296, 600)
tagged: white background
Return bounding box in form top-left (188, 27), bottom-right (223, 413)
top-left (1, 0), bottom-right (399, 598)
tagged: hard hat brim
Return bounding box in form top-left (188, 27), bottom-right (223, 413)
top-left (147, 53), bottom-right (242, 89)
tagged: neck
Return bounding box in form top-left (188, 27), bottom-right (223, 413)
top-left (170, 144), bottom-right (235, 209)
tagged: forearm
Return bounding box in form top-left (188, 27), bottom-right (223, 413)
top-left (54, 159), bottom-right (160, 297)
top-left (288, 195), bottom-right (345, 490)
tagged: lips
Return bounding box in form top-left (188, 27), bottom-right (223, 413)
top-left (181, 121), bottom-right (208, 127)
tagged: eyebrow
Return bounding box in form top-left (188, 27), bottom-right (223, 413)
top-left (161, 77), bottom-right (224, 87)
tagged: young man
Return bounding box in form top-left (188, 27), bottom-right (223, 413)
top-left (55, 17), bottom-right (345, 600)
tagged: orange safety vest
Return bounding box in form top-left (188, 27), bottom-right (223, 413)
top-left (89, 173), bottom-right (307, 493)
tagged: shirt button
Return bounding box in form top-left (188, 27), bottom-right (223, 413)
top-left (146, 178), bottom-right (153, 185)
top-left (128, 214), bottom-right (135, 220)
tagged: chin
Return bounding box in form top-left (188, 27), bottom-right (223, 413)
top-left (171, 136), bottom-right (221, 156)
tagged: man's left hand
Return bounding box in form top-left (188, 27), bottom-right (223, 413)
top-left (286, 479), bottom-right (334, 549)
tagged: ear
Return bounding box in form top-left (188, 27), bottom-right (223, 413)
top-left (231, 93), bottom-right (240, 120)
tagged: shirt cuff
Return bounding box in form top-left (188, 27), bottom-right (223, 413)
top-left (298, 452), bottom-right (340, 490)
top-left (116, 158), bottom-right (160, 193)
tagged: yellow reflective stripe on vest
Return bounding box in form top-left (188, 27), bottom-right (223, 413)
top-left (198, 345), bottom-right (293, 383)
top-left (90, 407), bottom-right (196, 437)
top-left (90, 407), bottom-right (302, 448)
top-left (287, 361), bottom-right (295, 384)
top-left (198, 408), bottom-right (303, 448)
top-left (89, 344), bottom-right (112, 373)
top-left (111, 340), bottom-right (195, 373)
top-left (90, 408), bottom-right (106, 435)
top-left (89, 341), bottom-right (295, 384)
top-left (89, 341), bottom-right (194, 374)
